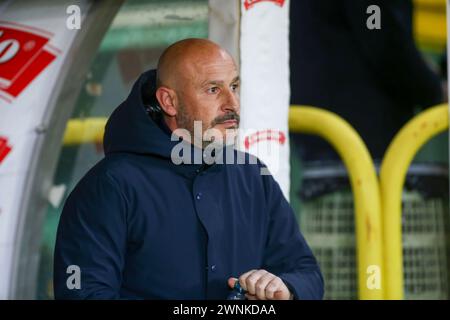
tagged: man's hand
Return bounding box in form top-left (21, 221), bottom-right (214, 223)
top-left (228, 269), bottom-right (294, 300)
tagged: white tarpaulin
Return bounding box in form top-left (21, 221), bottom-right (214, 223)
top-left (0, 0), bottom-right (90, 298)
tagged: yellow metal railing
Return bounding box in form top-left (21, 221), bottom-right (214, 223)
top-left (379, 103), bottom-right (449, 300)
top-left (413, 0), bottom-right (446, 52)
top-left (63, 117), bottom-right (106, 145)
top-left (289, 105), bottom-right (384, 300)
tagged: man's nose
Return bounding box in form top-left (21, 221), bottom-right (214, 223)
top-left (222, 88), bottom-right (240, 113)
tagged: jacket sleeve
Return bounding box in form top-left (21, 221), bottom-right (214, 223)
top-left (53, 171), bottom-right (127, 299)
top-left (260, 166), bottom-right (324, 300)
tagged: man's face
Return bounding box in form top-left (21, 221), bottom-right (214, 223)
top-left (175, 51), bottom-right (240, 147)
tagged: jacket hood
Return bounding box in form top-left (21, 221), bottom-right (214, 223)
top-left (103, 69), bottom-right (180, 159)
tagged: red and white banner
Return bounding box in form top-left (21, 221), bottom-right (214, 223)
top-left (0, 21), bottom-right (59, 102)
top-left (238, 0), bottom-right (290, 198)
top-left (243, 0), bottom-right (285, 10)
top-left (0, 136), bottom-right (12, 164)
top-left (0, 0), bottom-right (90, 299)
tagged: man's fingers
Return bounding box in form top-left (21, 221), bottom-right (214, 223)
top-left (268, 277), bottom-right (291, 300)
top-left (238, 269), bottom-right (256, 293)
top-left (236, 269), bottom-right (293, 300)
top-left (273, 290), bottom-right (286, 300)
top-left (243, 269), bottom-right (268, 296)
top-left (255, 272), bottom-right (276, 300)
top-left (227, 277), bottom-right (238, 289)
top-left (265, 278), bottom-right (282, 300)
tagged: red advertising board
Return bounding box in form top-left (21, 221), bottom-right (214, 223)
top-left (0, 136), bottom-right (11, 165)
top-left (0, 21), bottom-right (58, 102)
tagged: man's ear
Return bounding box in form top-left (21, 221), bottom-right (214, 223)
top-left (155, 86), bottom-right (177, 117)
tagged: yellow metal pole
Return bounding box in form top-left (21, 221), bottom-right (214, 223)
top-left (289, 105), bottom-right (384, 299)
top-left (380, 104), bottom-right (449, 300)
top-left (63, 118), bottom-right (107, 145)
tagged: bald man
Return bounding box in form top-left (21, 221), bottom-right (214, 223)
top-left (156, 39), bottom-right (240, 150)
top-left (54, 39), bottom-right (324, 300)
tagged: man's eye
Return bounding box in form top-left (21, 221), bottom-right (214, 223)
top-left (231, 84), bottom-right (239, 91)
top-left (207, 87), bottom-right (219, 94)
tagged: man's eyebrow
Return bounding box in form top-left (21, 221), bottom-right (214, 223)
top-left (201, 76), bottom-right (240, 87)
top-left (202, 80), bottom-right (224, 86)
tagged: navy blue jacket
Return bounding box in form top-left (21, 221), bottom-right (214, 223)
top-left (53, 70), bottom-right (324, 300)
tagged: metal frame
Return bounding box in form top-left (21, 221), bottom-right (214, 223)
top-left (380, 103), bottom-right (449, 299)
top-left (290, 105), bottom-right (384, 299)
